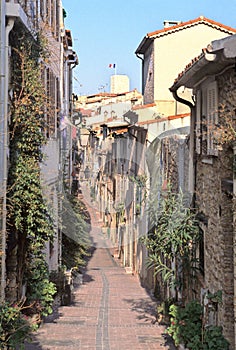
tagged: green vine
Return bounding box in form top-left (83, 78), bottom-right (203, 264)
top-left (6, 26), bottom-right (56, 319)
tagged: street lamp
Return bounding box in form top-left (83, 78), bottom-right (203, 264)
top-left (79, 128), bottom-right (90, 147)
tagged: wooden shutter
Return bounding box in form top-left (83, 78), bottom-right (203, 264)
top-left (207, 81), bottom-right (218, 156)
top-left (195, 89), bottom-right (201, 154)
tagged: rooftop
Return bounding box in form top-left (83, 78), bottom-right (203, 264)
top-left (136, 16), bottom-right (236, 54)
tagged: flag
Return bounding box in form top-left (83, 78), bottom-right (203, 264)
top-left (109, 63), bottom-right (116, 68)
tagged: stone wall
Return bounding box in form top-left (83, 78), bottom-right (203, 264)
top-left (143, 43), bottom-right (154, 105)
top-left (196, 149), bottom-right (234, 346)
top-left (195, 68), bottom-right (236, 348)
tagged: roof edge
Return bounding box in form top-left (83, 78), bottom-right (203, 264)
top-left (147, 16), bottom-right (236, 38)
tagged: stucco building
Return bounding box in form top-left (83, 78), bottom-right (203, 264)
top-left (136, 16), bottom-right (236, 116)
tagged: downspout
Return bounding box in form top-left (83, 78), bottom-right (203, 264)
top-left (170, 89), bottom-right (194, 110)
top-left (170, 87), bottom-right (196, 206)
top-left (136, 53), bottom-right (144, 96)
top-left (1, 15), bottom-right (15, 301)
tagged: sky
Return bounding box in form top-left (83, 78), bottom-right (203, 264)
top-left (62, 0), bottom-right (236, 96)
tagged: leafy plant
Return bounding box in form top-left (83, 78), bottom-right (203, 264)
top-left (167, 300), bottom-right (203, 349)
top-left (156, 298), bottom-right (173, 325)
top-left (167, 300), bottom-right (229, 350)
top-left (207, 289), bottom-right (222, 304)
top-left (0, 301), bottom-right (38, 349)
top-left (141, 187), bottom-right (200, 292)
top-left (203, 325), bottom-right (229, 350)
top-left (25, 257), bottom-right (57, 317)
top-left (6, 26), bottom-right (56, 319)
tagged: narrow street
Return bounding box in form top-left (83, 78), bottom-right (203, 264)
top-left (25, 184), bottom-right (175, 350)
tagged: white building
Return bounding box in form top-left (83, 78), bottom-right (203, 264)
top-left (110, 74), bottom-right (130, 94)
top-left (0, 0), bottom-right (78, 302)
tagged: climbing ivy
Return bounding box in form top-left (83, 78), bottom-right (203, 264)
top-left (7, 26), bottom-right (56, 315)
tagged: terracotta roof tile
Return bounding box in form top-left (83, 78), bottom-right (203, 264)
top-left (138, 113), bottom-right (190, 125)
top-left (132, 103), bottom-right (156, 110)
top-left (173, 50), bottom-right (206, 83)
top-left (147, 16), bottom-right (236, 38)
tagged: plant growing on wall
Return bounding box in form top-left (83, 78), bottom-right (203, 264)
top-left (167, 300), bottom-right (229, 350)
top-left (6, 26), bottom-right (56, 319)
top-left (140, 187), bottom-right (200, 298)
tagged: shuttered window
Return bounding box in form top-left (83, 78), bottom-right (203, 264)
top-left (195, 89), bottom-right (201, 154)
top-left (207, 81), bottom-right (218, 156)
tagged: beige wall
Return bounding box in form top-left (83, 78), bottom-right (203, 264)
top-left (110, 75), bottom-right (130, 94)
top-left (154, 24), bottom-right (233, 101)
top-left (151, 24), bottom-right (234, 114)
top-left (144, 117), bottom-right (190, 142)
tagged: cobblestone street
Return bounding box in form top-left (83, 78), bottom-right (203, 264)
top-left (25, 185), bottom-right (175, 350)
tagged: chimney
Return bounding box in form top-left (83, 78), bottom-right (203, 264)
top-left (163, 20), bottom-right (181, 28)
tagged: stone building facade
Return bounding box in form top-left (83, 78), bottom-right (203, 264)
top-left (170, 34), bottom-right (236, 349)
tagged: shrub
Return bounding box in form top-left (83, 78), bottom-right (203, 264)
top-left (167, 300), bottom-right (203, 349)
top-left (167, 300), bottom-right (229, 350)
top-left (0, 302), bottom-right (38, 349)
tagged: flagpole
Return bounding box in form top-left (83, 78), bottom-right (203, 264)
top-left (114, 64), bottom-right (117, 76)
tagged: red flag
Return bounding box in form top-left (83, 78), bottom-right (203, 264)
top-left (109, 63), bottom-right (116, 68)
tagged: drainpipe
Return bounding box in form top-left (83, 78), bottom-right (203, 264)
top-left (170, 88), bottom-right (195, 205)
top-left (1, 13), bottom-right (15, 301)
top-left (170, 89), bottom-right (194, 110)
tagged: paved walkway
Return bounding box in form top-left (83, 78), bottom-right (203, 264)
top-left (25, 184), bottom-right (175, 350)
